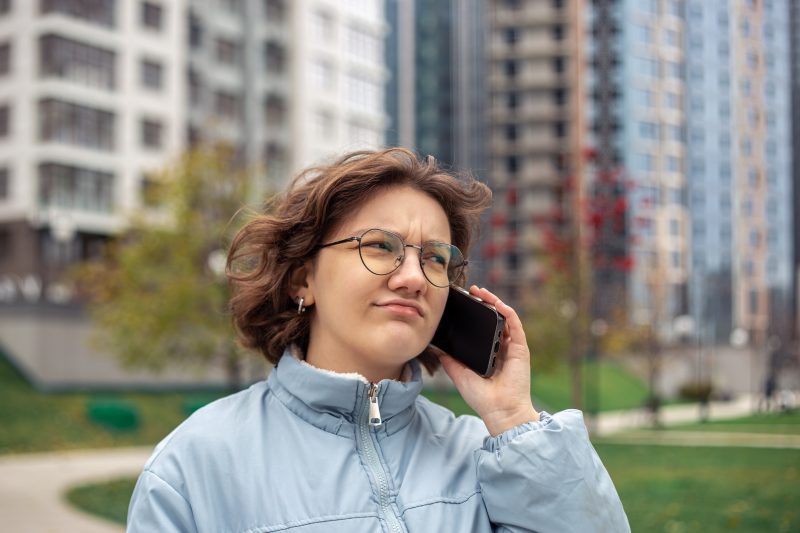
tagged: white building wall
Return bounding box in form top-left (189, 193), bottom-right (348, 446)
top-left (290, 0), bottom-right (388, 172)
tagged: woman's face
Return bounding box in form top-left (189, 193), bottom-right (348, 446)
top-left (302, 185), bottom-right (452, 381)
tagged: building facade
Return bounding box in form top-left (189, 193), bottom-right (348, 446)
top-left (484, 0), bottom-right (588, 309)
top-left (0, 0), bottom-right (389, 388)
top-left (685, 0), bottom-right (793, 346)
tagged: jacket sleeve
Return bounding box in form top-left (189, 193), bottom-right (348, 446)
top-left (127, 469), bottom-right (198, 533)
top-left (475, 410), bottom-right (630, 533)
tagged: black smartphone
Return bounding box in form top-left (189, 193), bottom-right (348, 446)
top-left (430, 286), bottom-right (505, 377)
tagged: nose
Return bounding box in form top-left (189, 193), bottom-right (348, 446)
top-left (387, 246), bottom-right (428, 294)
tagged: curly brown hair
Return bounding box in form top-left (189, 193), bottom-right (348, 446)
top-left (226, 147), bottom-right (492, 373)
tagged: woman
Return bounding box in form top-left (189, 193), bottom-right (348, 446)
top-left (127, 148), bottom-right (630, 532)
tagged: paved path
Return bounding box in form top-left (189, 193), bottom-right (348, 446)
top-left (597, 430), bottom-right (800, 449)
top-left (0, 446), bottom-right (151, 533)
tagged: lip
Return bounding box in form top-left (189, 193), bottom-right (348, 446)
top-left (376, 299), bottom-right (424, 318)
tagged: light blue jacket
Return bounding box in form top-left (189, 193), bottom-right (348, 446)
top-left (128, 353), bottom-right (630, 532)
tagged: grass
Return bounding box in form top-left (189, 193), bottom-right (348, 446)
top-left (668, 410), bottom-right (800, 435)
top-left (531, 358), bottom-right (650, 413)
top-left (0, 355), bottom-right (228, 454)
top-left (65, 476), bottom-right (138, 526)
top-left (596, 443), bottom-right (800, 532)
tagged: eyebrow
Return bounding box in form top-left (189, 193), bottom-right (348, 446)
top-left (347, 227), bottom-right (451, 245)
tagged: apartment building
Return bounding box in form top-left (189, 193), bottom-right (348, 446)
top-left (485, 0), bottom-right (588, 309)
top-left (0, 0), bottom-right (389, 387)
top-left (685, 0), bottom-right (792, 345)
top-left (0, 0), bottom-right (185, 298)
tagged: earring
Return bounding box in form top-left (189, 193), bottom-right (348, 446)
top-left (297, 296), bottom-right (306, 314)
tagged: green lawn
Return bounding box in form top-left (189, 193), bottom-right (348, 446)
top-left (0, 355), bottom-right (228, 454)
top-left (66, 476), bottom-right (138, 526)
top-left (597, 443), bottom-right (800, 532)
top-left (532, 359), bottom-right (650, 413)
top-left (668, 410), bottom-right (800, 435)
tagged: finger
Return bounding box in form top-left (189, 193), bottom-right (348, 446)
top-left (438, 352), bottom-right (477, 388)
top-left (492, 298), bottom-right (526, 345)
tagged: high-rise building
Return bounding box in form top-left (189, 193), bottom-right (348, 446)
top-left (0, 0), bottom-right (187, 294)
top-left (484, 0), bottom-right (589, 309)
top-left (385, 0), bottom-right (487, 171)
top-left (587, 0), bottom-right (691, 334)
top-left (685, 0), bottom-right (793, 345)
top-left (790, 0), bottom-right (800, 344)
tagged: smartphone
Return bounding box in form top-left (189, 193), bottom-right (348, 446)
top-left (430, 286), bottom-right (505, 377)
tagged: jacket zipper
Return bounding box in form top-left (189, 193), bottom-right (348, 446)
top-left (358, 383), bottom-right (404, 533)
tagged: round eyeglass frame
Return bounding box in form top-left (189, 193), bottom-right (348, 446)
top-left (317, 228), bottom-right (467, 288)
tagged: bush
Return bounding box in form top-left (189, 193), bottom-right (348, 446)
top-left (86, 399), bottom-right (140, 432)
top-left (678, 381), bottom-right (714, 402)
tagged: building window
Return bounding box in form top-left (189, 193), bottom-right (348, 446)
top-left (264, 41), bottom-right (286, 73)
top-left (0, 0), bottom-right (9, 15)
top-left (141, 59), bottom-right (163, 90)
top-left (345, 74), bottom-right (381, 112)
top-left (0, 167), bottom-right (8, 199)
top-left (504, 60), bottom-right (517, 78)
top-left (749, 290), bottom-right (758, 314)
top-left (551, 25), bottom-right (564, 40)
top-left (508, 92), bottom-right (519, 109)
top-left (41, 0), bottom-right (115, 27)
top-left (216, 38), bottom-right (241, 66)
top-left (189, 13), bottom-right (202, 49)
top-left (0, 105), bottom-right (9, 137)
top-left (141, 1), bottom-right (163, 31)
top-left (639, 121), bottom-right (658, 140)
top-left (263, 93), bottom-right (286, 125)
top-left (314, 110), bottom-right (334, 139)
top-left (552, 57), bottom-right (564, 73)
top-left (141, 119), bottom-right (163, 149)
top-left (0, 42), bottom-right (10, 76)
top-left (346, 25), bottom-right (382, 65)
top-left (313, 10), bottom-right (335, 43)
top-left (263, 142), bottom-right (287, 178)
top-left (506, 156), bottom-right (518, 173)
top-left (214, 91), bottom-right (241, 121)
top-left (669, 219), bottom-right (680, 236)
top-left (505, 28), bottom-right (518, 44)
top-left (310, 59), bottom-right (333, 89)
top-left (188, 68), bottom-right (203, 105)
top-left (39, 34), bottom-right (115, 90)
top-left (263, 0), bottom-right (285, 21)
top-left (39, 99), bottom-right (115, 150)
top-left (38, 162), bottom-right (114, 212)
top-left (505, 124), bottom-right (517, 141)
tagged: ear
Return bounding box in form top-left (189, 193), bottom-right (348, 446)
top-left (288, 260), bottom-right (316, 307)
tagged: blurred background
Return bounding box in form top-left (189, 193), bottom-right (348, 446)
top-left (0, 0), bottom-right (798, 531)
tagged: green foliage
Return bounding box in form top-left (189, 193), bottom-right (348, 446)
top-left (72, 145), bottom-right (257, 380)
top-left (66, 476), bottom-right (138, 526)
top-left (523, 267), bottom-right (579, 375)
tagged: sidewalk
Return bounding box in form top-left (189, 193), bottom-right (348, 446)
top-left (591, 393), bottom-right (758, 436)
top-left (0, 446), bottom-right (151, 533)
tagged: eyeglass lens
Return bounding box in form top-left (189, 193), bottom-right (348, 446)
top-left (357, 229), bottom-right (463, 287)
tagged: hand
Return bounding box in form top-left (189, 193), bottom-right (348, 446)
top-left (438, 285), bottom-right (539, 437)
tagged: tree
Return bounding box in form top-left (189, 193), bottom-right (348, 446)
top-left (73, 145), bottom-right (257, 389)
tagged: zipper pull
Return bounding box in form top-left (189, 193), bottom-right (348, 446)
top-left (368, 383), bottom-right (382, 427)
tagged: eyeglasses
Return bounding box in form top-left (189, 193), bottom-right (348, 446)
top-left (318, 228), bottom-right (467, 288)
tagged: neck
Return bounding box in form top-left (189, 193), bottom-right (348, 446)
top-left (304, 339), bottom-right (405, 384)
